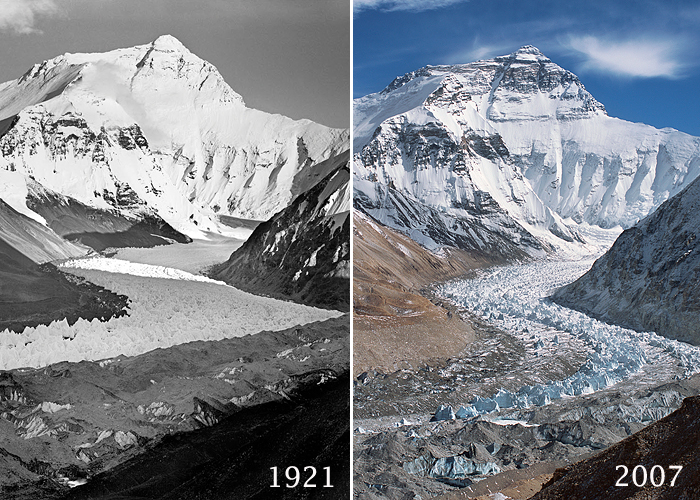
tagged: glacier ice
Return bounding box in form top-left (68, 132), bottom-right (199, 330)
top-left (435, 259), bottom-right (700, 418)
top-left (0, 257), bottom-right (341, 370)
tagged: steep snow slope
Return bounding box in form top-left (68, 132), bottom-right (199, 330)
top-left (553, 174), bottom-right (700, 345)
top-left (0, 35), bottom-right (348, 239)
top-left (354, 45), bottom-right (700, 256)
top-left (0, 198), bottom-right (85, 264)
top-left (211, 152), bottom-right (350, 311)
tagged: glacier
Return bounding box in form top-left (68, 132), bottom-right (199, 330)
top-left (435, 260), bottom-right (700, 419)
top-left (0, 257), bottom-right (341, 370)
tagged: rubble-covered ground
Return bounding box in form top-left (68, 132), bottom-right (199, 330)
top-left (354, 260), bottom-right (700, 499)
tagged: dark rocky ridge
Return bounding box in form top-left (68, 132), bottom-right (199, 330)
top-left (531, 395), bottom-right (700, 500)
top-left (211, 154), bottom-right (350, 312)
top-left (553, 174), bottom-right (700, 345)
top-left (63, 373), bottom-right (350, 500)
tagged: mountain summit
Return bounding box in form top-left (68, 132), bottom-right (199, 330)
top-left (0, 35), bottom-right (348, 247)
top-left (354, 46), bottom-right (700, 258)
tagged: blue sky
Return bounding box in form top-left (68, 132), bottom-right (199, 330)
top-left (353, 0), bottom-right (700, 136)
top-left (0, 0), bottom-right (349, 128)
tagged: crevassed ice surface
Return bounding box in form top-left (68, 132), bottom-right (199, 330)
top-left (0, 257), bottom-right (341, 370)
top-left (439, 259), bottom-right (700, 413)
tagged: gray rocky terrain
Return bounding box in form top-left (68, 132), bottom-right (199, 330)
top-left (553, 174), bottom-right (700, 346)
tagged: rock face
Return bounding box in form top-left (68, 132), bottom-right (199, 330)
top-left (0, 34), bottom-right (349, 241)
top-left (354, 45), bottom-right (700, 257)
top-left (553, 174), bottom-right (700, 345)
top-left (531, 395), bottom-right (700, 500)
top-left (211, 153), bottom-right (350, 311)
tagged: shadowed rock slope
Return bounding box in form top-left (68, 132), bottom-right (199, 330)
top-left (531, 395), bottom-right (700, 500)
top-left (553, 174), bottom-right (700, 345)
top-left (26, 182), bottom-right (191, 252)
top-left (0, 200), bottom-right (128, 333)
top-left (211, 154), bottom-right (350, 312)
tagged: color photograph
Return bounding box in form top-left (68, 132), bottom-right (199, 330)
top-left (352, 1), bottom-right (700, 498)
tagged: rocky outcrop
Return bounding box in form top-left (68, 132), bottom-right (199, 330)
top-left (531, 395), bottom-right (700, 500)
top-left (553, 174), bottom-right (700, 345)
top-left (211, 153), bottom-right (350, 311)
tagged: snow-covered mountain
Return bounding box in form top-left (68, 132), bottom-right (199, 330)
top-left (553, 173), bottom-right (700, 345)
top-left (0, 34), bottom-right (349, 244)
top-left (354, 45), bottom-right (700, 257)
top-left (211, 152), bottom-right (350, 311)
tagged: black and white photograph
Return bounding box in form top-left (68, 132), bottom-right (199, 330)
top-left (0, 0), bottom-right (350, 498)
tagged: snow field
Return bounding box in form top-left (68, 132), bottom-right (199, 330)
top-left (0, 257), bottom-right (341, 370)
top-left (439, 259), bottom-right (700, 415)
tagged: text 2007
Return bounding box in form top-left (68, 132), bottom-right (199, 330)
top-left (615, 465), bottom-right (682, 488)
top-left (270, 466), bottom-right (333, 488)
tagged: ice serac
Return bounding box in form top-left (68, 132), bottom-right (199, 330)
top-left (553, 174), bottom-right (700, 345)
top-left (210, 151), bottom-right (350, 311)
top-left (0, 34), bottom-right (349, 240)
top-left (354, 45), bottom-right (700, 257)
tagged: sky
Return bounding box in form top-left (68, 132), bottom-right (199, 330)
top-left (353, 0), bottom-right (700, 137)
top-left (0, 0), bottom-right (350, 128)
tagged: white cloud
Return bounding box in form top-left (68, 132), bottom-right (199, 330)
top-left (354, 0), bottom-right (467, 14)
top-left (567, 36), bottom-right (684, 78)
top-left (0, 0), bottom-right (60, 34)
top-left (445, 42), bottom-right (515, 64)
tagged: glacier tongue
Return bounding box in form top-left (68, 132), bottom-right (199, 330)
top-left (437, 260), bottom-right (700, 417)
top-left (0, 257), bottom-right (341, 371)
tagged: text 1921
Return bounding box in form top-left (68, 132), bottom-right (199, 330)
top-left (615, 465), bottom-right (682, 487)
top-left (270, 466), bottom-right (333, 488)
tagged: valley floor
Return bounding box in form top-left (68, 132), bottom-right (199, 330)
top-left (0, 237), bottom-right (350, 499)
top-left (353, 256), bottom-right (700, 499)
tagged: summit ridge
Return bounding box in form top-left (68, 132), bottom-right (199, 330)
top-left (354, 46), bottom-right (700, 259)
top-left (0, 37), bottom-right (349, 246)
